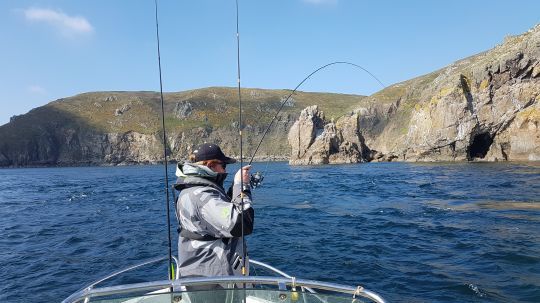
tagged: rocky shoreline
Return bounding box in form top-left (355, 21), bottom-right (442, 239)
top-left (288, 25), bottom-right (540, 165)
top-left (1, 25), bottom-right (538, 167)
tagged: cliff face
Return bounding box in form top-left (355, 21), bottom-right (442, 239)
top-left (392, 28), bottom-right (540, 162)
top-left (0, 109), bottom-right (164, 166)
top-left (289, 25), bottom-right (540, 164)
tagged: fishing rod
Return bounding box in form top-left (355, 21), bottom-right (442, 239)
top-left (234, 0), bottom-right (248, 283)
top-left (234, 3), bottom-right (250, 303)
top-left (153, 0), bottom-right (174, 281)
top-left (247, 61), bottom-right (386, 188)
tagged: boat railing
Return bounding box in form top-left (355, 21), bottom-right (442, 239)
top-left (62, 257), bottom-right (387, 303)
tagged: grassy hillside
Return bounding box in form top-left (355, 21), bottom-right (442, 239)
top-left (30, 87), bottom-right (368, 135)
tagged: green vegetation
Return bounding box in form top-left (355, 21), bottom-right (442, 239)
top-left (163, 87), bottom-right (366, 132)
top-left (1, 87), bottom-right (368, 140)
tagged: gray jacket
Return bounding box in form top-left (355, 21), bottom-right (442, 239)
top-left (174, 162), bottom-right (254, 278)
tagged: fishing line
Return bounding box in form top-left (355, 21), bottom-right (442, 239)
top-left (245, 62), bottom-right (386, 188)
top-left (153, 0), bottom-right (174, 281)
top-left (248, 61), bottom-right (385, 166)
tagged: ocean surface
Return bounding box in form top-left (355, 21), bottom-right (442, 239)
top-left (1, 162), bottom-right (539, 302)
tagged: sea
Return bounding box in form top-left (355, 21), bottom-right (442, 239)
top-left (0, 162), bottom-right (539, 303)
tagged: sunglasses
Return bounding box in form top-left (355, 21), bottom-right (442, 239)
top-left (216, 162), bottom-right (227, 169)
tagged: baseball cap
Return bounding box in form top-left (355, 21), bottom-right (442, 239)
top-left (193, 143), bottom-right (237, 164)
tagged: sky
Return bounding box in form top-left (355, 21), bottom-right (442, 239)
top-left (0, 0), bottom-right (539, 125)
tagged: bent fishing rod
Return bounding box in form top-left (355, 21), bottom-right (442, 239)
top-left (245, 62), bottom-right (386, 188)
top-left (153, 0), bottom-right (174, 281)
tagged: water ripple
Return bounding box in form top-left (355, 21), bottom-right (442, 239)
top-left (0, 163), bottom-right (539, 302)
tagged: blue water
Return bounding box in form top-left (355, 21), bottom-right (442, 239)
top-left (1, 162), bottom-right (539, 302)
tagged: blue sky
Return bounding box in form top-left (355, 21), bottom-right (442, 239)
top-left (1, 0), bottom-right (539, 125)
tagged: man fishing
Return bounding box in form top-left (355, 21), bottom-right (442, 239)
top-left (174, 143), bottom-right (254, 282)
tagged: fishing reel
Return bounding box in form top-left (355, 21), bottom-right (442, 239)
top-left (250, 171), bottom-right (264, 189)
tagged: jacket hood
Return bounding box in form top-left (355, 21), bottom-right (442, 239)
top-left (174, 161), bottom-right (228, 190)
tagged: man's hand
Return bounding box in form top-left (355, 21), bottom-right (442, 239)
top-left (234, 165), bottom-right (252, 185)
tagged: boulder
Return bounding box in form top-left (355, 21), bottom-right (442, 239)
top-left (174, 101), bottom-right (193, 119)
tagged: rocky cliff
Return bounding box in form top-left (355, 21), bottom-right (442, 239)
top-left (289, 24), bottom-right (540, 164)
top-left (3, 25), bottom-right (539, 167)
top-left (0, 89), bottom-right (365, 167)
top-left (288, 106), bottom-right (372, 165)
